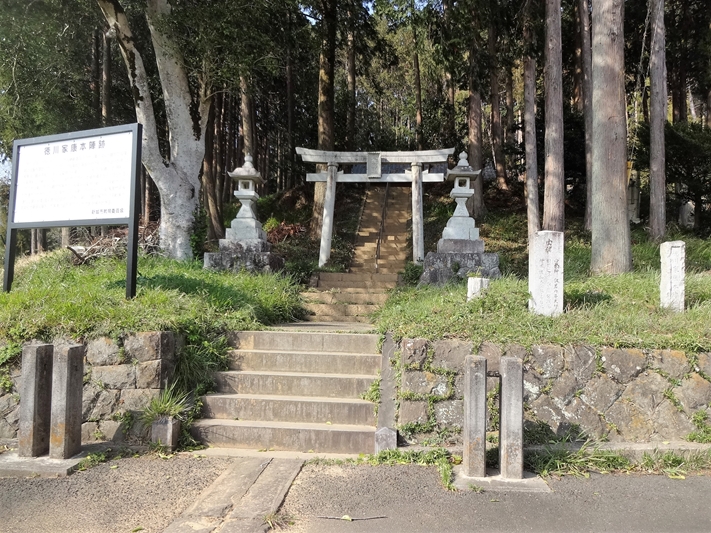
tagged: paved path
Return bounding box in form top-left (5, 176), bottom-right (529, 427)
top-left (3, 446), bottom-right (711, 533)
top-left (280, 462), bottom-right (711, 533)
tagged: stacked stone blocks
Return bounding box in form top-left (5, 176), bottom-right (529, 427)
top-left (395, 338), bottom-right (711, 443)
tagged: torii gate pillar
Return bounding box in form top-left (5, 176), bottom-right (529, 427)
top-left (319, 163), bottom-right (338, 267)
top-left (411, 163), bottom-right (425, 264)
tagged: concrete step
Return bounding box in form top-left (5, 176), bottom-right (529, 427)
top-left (303, 303), bottom-right (379, 317)
top-left (191, 419), bottom-right (375, 454)
top-left (375, 268), bottom-right (405, 274)
top-left (318, 272), bottom-right (398, 282)
top-left (317, 280), bottom-right (396, 290)
top-left (201, 393), bottom-right (376, 426)
top-left (214, 370), bottom-right (376, 398)
top-left (301, 291), bottom-right (389, 305)
top-left (228, 349), bottom-right (381, 374)
top-left (304, 315), bottom-right (373, 323)
top-left (229, 330), bottom-right (379, 354)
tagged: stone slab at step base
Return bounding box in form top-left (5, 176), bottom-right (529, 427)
top-left (164, 455), bottom-right (303, 533)
top-left (192, 419), bottom-right (375, 454)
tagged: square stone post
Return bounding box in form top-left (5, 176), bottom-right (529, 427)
top-left (660, 241), bottom-right (685, 312)
top-left (500, 356), bottom-right (523, 479)
top-left (528, 230), bottom-right (564, 316)
top-left (463, 355), bottom-right (487, 478)
top-left (49, 344), bottom-right (84, 459)
top-left (467, 277), bottom-right (489, 301)
top-left (411, 163), bottom-right (424, 264)
top-left (318, 163), bottom-right (339, 267)
top-left (18, 344), bottom-right (54, 457)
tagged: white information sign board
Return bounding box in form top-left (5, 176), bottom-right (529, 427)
top-left (13, 131), bottom-right (133, 224)
top-left (4, 123), bottom-right (142, 298)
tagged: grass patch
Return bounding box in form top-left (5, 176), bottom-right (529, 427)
top-left (308, 447), bottom-right (460, 491)
top-left (358, 448), bottom-right (459, 490)
top-left (525, 441), bottom-right (632, 477)
top-left (687, 410), bottom-right (711, 443)
top-left (375, 228), bottom-right (711, 350)
top-left (0, 252), bottom-right (304, 343)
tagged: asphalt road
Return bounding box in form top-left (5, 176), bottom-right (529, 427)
top-left (280, 463), bottom-right (711, 533)
top-left (2, 452), bottom-right (711, 533)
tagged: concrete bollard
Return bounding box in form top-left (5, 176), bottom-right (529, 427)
top-left (374, 427), bottom-right (398, 453)
top-left (463, 355), bottom-right (487, 478)
top-left (660, 241), bottom-right (685, 312)
top-left (18, 344), bottom-right (54, 457)
top-left (49, 345), bottom-right (84, 459)
top-left (500, 356), bottom-right (523, 479)
top-left (467, 277), bottom-right (490, 301)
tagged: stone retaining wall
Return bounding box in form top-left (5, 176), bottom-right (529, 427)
top-left (0, 332), bottom-right (179, 444)
top-left (395, 339), bottom-right (711, 443)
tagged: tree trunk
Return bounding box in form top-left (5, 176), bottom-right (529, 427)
top-left (649, 0), bottom-right (666, 242)
top-left (578, 0), bottom-right (594, 231)
top-left (524, 20), bottom-right (540, 245)
top-left (573, 2), bottom-right (584, 113)
top-left (240, 76), bottom-right (255, 160)
top-left (414, 32), bottom-right (424, 151)
top-left (97, 0), bottom-right (208, 260)
top-left (101, 28), bottom-right (111, 126)
top-left (286, 34), bottom-right (295, 188)
top-left (543, 0), bottom-right (565, 232)
top-left (202, 99), bottom-right (218, 244)
top-left (505, 67), bottom-right (514, 146)
top-left (467, 39), bottom-right (486, 219)
top-left (489, 22), bottom-right (508, 190)
top-left (91, 28), bottom-right (101, 123)
top-left (591, 0), bottom-right (631, 274)
top-left (214, 89), bottom-right (225, 223)
top-left (310, 0), bottom-right (337, 240)
top-left (346, 13), bottom-right (356, 151)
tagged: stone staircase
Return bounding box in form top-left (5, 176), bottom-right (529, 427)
top-left (302, 184), bottom-right (411, 323)
top-left (351, 184), bottom-right (411, 275)
top-left (192, 330), bottom-right (380, 454)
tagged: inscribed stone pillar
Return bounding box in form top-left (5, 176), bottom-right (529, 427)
top-left (500, 356), bottom-right (523, 479)
top-left (18, 344), bottom-right (53, 457)
top-left (660, 240), bottom-right (685, 312)
top-left (49, 344), bottom-right (84, 459)
top-left (528, 230), bottom-right (564, 316)
top-left (463, 355), bottom-right (487, 478)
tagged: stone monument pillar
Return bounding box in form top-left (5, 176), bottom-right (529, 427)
top-left (419, 153), bottom-right (501, 285)
top-left (204, 155), bottom-right (284, 273)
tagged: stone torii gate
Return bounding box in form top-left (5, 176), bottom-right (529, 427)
top-left (296, 148), bottom-right (455, 267)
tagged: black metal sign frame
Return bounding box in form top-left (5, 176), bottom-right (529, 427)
top-left (3, 123), bottom-right (142, 298)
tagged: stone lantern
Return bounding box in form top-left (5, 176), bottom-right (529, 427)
top-left (203, 155), bottom-right (284, 273)
top-left (419, 151), bottom-right (499, 285)
top-left (437, 152), bottom-right (483, 252)
top-left (224, 155), bottom-right (266, 244)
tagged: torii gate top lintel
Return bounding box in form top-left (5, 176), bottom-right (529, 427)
top-left (295, 147), bottom-right (454, 164)
top-left (297, 147), bottom-right (456, 267)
